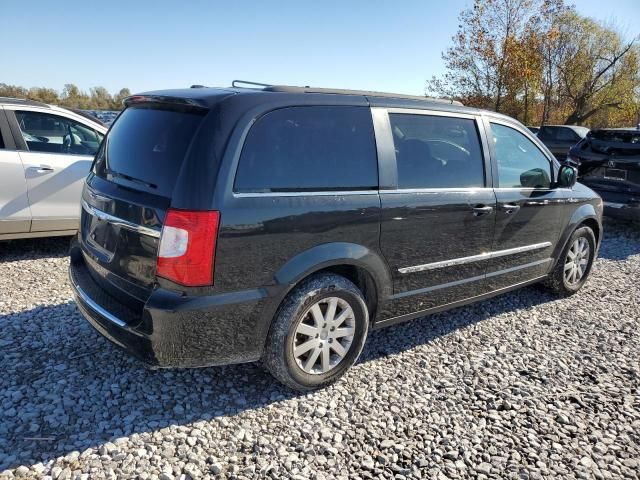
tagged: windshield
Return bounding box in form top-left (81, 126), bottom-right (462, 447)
top-left (93, 106), bottom-right (205, 197)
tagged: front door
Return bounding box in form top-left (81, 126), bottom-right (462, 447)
top-left (10, 109), bottom-right (103, 232)
top-left (377, 109), bottom-right (496, 320)
top-left (485, 119), bottom-right (564, 290)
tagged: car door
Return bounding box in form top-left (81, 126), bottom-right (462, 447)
top-left (0, 107), bottom-right (32, 235)
top-left (6, 108), bottom-right (104, 232)
top-left (484, 118), bottom-right (565, 290)
top-left (375, 108), bottom-right (496, 321)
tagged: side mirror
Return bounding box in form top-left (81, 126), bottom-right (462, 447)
top-left (557, 164), bottom-right (578, 188)
top-left (520, 168), bottom-right (551, 189)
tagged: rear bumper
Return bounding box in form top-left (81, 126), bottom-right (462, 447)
top-left (603, 201), bottom-right (640, 221)
top-left (70, 257), bottom-right (272, 368)
top-left (579, 181), bottom-right (640, 221)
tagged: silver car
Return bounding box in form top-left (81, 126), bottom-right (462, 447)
top-left (0, 97), bottom-right (108, 240)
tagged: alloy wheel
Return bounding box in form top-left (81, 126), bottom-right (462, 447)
top-left (564, 237), bottom-right (590, 285)
top-left (292, 297), bottom-right (356, 375)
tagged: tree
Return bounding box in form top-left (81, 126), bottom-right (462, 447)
top-left (427, 0), bottom-right (566, 118)
top-left (113, 88), bottom-right (131, 108)
top-left (428, 1), bottom-right (640, 127)
top-left (0, 82), bottom-right (131, 110)
top-left (553, 13), bottom-right (639, 124)
top-left (61, 83), bottom-right (91, 109)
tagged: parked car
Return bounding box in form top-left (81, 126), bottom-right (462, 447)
top-left (69, 84), bottom-right (602, 390)
top-left (0, 97), bottom-right (108, 240)
top-left (569, 127), bottom-right (640, 221)
top-left (536, 125), bottom-right (590, 161)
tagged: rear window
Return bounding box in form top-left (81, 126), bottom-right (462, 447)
top-left (588, 130), bottom-right (640, 156)
top-left (94, 106), bottom-right (204, 196)
top-left (234, 106), bottom-right (377, 192)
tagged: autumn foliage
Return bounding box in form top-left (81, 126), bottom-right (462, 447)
top-left (427, 0), bottom-right (640, 128)
top-left (0, 83), bottom-right (130, 111)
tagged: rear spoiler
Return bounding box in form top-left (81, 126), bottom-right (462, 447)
top-left (123, 95), bottom-right (209, 113)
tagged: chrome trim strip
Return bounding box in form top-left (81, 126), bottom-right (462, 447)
top-left (384, 187), bottom-right (494, 194)
top-left (73, 283), bottom-right (128, 328)
top-left (81, 200), bottom-right (161, 239)
top-left (398, 242), bottom-right (552, 274)
top-left (233, 190), bottom-right (379, 198)
top-left (385, 107), bottom-right (477, 120)
top-left (392, 258), bottom-right (552, 299)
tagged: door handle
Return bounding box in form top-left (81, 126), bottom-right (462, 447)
top-left (500, 203), bottom-right (521, 214)
top-left (472, 205), bottom-right (494, 216)
top-left (28, 165), bottom-right (54, 173)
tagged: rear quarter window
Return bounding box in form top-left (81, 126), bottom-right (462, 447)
top-left (234, 106), bottom-right (378, 192)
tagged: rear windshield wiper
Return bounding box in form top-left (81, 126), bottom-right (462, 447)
top-left (107, 170), bottom-right (157, 189)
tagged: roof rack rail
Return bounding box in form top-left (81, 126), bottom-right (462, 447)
top-left (0, 96), bottom-right (51, 108)
top-left (231, 80), bottom-right (273, 89)
top-left (261, 85), bottom-right (462, 105)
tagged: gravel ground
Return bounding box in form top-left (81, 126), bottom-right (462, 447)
top-left (0, 221), bottom-right (639, 479)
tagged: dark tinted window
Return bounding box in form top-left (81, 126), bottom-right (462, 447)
top-left (94, 106), bottom-right (204, 197)
top-left (15, 111), bottom-right (103, 155)
top-left (235, 106), bottom-right (377, 192)
top-left (588, 129), bottom-right (640, 156)
top-left (538, 126), bottom-right (556, 140)
top-left (389, 114), bottom-right (484, 189)
top-left (491, 123), bottom-right (551, 188)
top-left (556, 127), bottom-right (580, 142)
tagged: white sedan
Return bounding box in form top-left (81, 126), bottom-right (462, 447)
top-left (0, 98), bottom-right (108, 240)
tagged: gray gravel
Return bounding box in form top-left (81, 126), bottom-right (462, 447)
top-left (1, 221), bottom-right (639, 479)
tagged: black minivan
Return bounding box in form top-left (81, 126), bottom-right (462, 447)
top-left (70, 84), bottom-right (603, 390)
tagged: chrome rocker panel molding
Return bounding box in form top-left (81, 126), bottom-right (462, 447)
top-left (398, 242), bottom-right (553, 274)
top-left (81, 200), bottom-right (161, 239)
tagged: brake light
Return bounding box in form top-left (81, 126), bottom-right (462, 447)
top-left (156, 209), bottom-right (220, 286)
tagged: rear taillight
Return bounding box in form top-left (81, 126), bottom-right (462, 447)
top-left (156, 209), bottom-right (220, 287)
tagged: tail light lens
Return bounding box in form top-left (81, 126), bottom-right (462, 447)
top-left (156, 209), bottom-right (220, 286)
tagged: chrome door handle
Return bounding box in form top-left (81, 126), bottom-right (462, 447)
top-left (472, 205), bottom-right (494, 216)
top-left (28, 164), bottom-right (54, 173)
top-left (500, 203), bottom-right (521, 214)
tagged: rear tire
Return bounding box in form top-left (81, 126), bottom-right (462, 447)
top-left (263, 273), bottom-right (369, 391)
top-left (544, 226), bottom-right (596, 297)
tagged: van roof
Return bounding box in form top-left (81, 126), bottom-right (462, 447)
top-left (127, 84), bottom-right (523, 126)
top-left (129, 84), bottom-right (463, 108)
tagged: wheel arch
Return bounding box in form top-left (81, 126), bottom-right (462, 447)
top-left (256, 242), bottom-right (392, 357)
top-left (273, 242), bottom-right (393, 318)
top-left (552, 203), bottom-right (602, 267)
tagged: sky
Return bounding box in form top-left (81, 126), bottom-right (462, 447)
top-left (1, 0), bottom-right (639, 97)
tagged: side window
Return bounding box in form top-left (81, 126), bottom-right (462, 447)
top-left (15, 111), bottom-right (103, 156)
top-left (491, 122), bottom-right (552, 189)
top-left (389, 114), bottom-right (485, 189)
top-left (556, 127), bottom-right (579, 142)
top-left (538, 126), bottom-right (556, 140)
top-left (235, 106), bottom-right (377, 192)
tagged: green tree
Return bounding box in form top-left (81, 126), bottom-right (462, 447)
top-left (113, 88), bottom-right (132, 108)
top-left (553, 13), bottom-right (639, 124)
top-left (426, 0), bottom-right (566, 118)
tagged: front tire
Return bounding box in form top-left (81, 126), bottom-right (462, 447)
top-left (545, 226), bottom-right (596, 297)
top-left (263, 273), bottom-right (369, 391)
